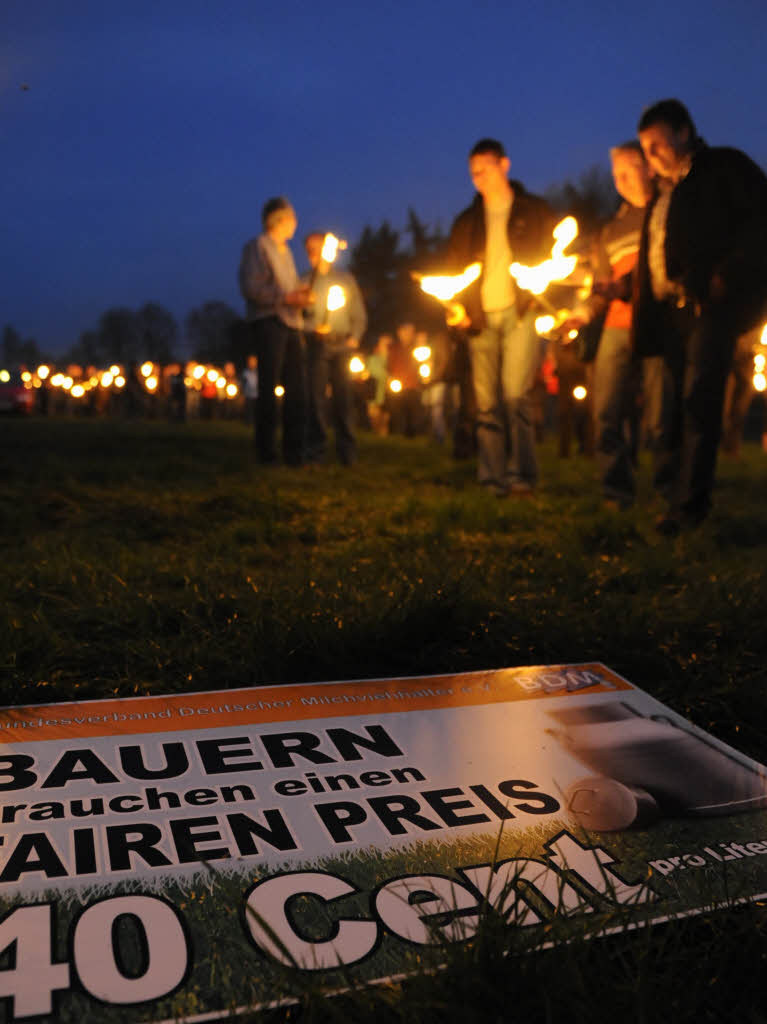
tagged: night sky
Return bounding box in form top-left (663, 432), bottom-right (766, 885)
top-left (3, 0), bottom-right (766, 356)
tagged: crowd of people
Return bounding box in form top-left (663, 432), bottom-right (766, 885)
top-left (7, 99), bottom-right (765, 537)
top-left (239, 97), bottom-right (767, 534)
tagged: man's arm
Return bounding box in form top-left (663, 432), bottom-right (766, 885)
top-left (238, 239), bottom-right (283, 308)
top-left (239, 238), bottom-right (310, 310)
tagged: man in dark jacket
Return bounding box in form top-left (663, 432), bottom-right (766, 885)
top-left (634, 99), bottom-right (767, 533)
top-left (445, 139), bottom-right (558, 495)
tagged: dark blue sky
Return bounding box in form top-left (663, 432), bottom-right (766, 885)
top-left (3, 0), bottom-right (766, 355)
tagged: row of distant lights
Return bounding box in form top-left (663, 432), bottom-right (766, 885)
top-left (7, 327), bottom-right (765, 400)
top-left (185, 363), bottom-right (239, 398)
top-left (274, 348), bottom-right (434, 398)
top-left (5, 363), bottom-right (240, 400)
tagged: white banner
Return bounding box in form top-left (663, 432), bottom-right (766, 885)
top-left (1, 664), bottom-right (766, 1021)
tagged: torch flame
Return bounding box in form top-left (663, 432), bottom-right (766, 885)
top-left (510, 216), bottom-right (579, 295)
top-left (535, 315), bottom-right (558, 335)
top-left (534, 309), bottom-right (571, 337)
top-left (321, 233), bottom-right (347, 264)
top-left (419, 263), bottom-right (482, 302)
top-left (326, 285), bottom-right (346, 312)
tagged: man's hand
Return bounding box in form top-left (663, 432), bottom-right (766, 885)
top-left (559, 310), bottom-right (589, 341)
top-left (446, 302), bottom-right (471, 328)
top-left (284, 286), bottom-right (314, 307)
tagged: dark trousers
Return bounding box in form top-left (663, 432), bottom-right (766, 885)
top-left (253, 317), bottom-right (307, 465)
top-left (656, 304), bottom-right (738, 522)
top-left (306, 335), bottom-right (356, 464)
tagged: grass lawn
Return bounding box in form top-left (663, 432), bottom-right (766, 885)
top-left (1, 416), bottom-right (767, 1022)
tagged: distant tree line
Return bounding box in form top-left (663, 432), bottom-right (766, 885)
top-left (2, 164), bottom-right (616, 370)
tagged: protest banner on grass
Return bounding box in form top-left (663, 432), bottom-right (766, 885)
top-left (1, 664), bottom-right (767, 1022)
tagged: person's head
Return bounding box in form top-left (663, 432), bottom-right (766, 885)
top-left (246, 354), bottom-right (257, 369)
top-left (304, 232), bottom-right (326, 270)
top-left (468, 138), bottom-right (511, 199)
top-left (637, 99), bottom-right (696, 181)
top-left (396, 322), bottom-right (416, 345)
top-left (262, 197), bottom-right (297, 241)
top-left (376, 333), bottom-right (392, 355)
top-left (609, 141), bottom-right (653, 208)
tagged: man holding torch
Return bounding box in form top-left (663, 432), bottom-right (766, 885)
top-left (633, 99), bottom-right (767, 534)
top-left (443, 139), bottom-right (559, 496)
top-left (302, 232), bottom-right (367, 465)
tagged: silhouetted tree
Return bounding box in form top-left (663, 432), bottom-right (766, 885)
top-left (96, 308), bottom-right (141, 364)
top-left (66, 329), bottom-right (100, 368)
top-left (544, 163), bottom-right (619, 238)
top-left (2, 325), bottom-right (22, 367)
top-left (349, 214), bottom-right (447, 339)
top-left (405, 208), bottom-right (432, 264)
top-left (137, 302), bottom-right (178, 363)
top-left (1, 324), bottom-right (43, 369)
top-left (349, 221), bottom-right (402, 337)
top-left (185, 301), bottom-right (239, 363)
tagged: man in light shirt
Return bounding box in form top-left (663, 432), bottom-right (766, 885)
top-left (302, 231), bottom-right (367, 465)
top-left (445, 139), bottom-right (558, 496)
top-left (238, 197), bottom-right (312, 465)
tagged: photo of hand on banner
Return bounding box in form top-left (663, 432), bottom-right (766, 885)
top-left (547, 702), bottom-right (767, 832)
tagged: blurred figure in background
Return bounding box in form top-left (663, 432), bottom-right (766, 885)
top-left (366, 334), bottom-right (392, 435)
top-left (241, 354), bottom-right (259, 426)
top-left (720, 326), bottom-right (760, 458)
top-left (387, 322), bottom-right (423, 437)
top-left (303, 232), bottom-right (367, 465)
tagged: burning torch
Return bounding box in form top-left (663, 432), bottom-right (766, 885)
top-left (319, 283), bottom-right (347, 333)
top-left (309, 232), bottom-right (347, 289)
top-left (507, 216), bottom-right (588, 340)
top-left (509, 216), bottom-right (579, 298)
top-left (414, 262), bottom-right (482, 326)
top-left (309, 233), bottom-right (348, 334)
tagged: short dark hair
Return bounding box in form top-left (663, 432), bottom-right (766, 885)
top-left (469, 138), bottom-right (506, 159)
top-left (261, 196), bottom-right (293, 230)
top-left (638, 99), bottom-right (696, 137)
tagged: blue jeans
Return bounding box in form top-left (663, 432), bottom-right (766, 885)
top-left (469, 306), bottom-right (541, 489)
top-left (306, 335), bottom-right (357, 465)
top-left (592, 326), bottom-right (637, 504)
